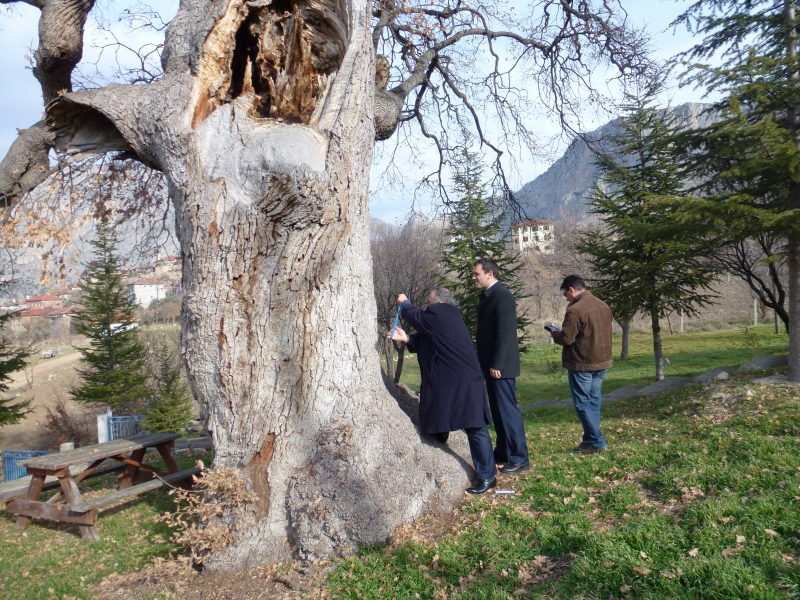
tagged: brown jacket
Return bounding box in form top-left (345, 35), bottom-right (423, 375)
top-left (552, 291), bottom-right (613, 371)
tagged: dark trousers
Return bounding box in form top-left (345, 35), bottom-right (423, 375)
top-left (433, 425), bottom-right (497, 479)
top-left (485, 377), bottom-right (529, 464)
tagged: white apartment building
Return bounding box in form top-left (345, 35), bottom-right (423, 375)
top-left (510, 219), bottom-right (555, 254)
top-left (127, 278), bottom-right (171, 309)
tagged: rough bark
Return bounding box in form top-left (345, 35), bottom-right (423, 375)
top-left (651, 309), bottom-right (664, 381)
top-left (0, 0), bottom-right (96, 203)
top-left (786, 0), bottom-right (800, 381)
top-left (788, 240), bottom-right (800, 380)
top-left (35, 0), bottom-right (472, 567)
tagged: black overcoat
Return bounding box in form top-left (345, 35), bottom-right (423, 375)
top-left (476, 281), bottom-right (521, 378)
top-left (401, 301), bottom-right (491, 434)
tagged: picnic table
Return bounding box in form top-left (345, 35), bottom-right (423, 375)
top-left (1, 433), bottom-right (200, 541)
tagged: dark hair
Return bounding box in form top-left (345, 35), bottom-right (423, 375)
top-left (560, 275), bottom-right (586, 291)
top-left (474, 258), bottom-right (500, 279)
top-left (430, 287), bottom-right (455, 305)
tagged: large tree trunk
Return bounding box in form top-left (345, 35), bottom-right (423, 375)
top-left (786, 0), bottom-right (800, 381)
top-left (43, 0), bottom-right (471, 568)
top-left (651, 309), bottom-right (664, 381)
top-left (788, 239), bottom-right (800, 380)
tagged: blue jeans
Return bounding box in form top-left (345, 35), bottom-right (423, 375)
top-left (567, 369), bottom-right (608, 449)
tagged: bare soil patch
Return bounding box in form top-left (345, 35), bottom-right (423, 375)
top-left (0, 349), bottom-right (86, 450)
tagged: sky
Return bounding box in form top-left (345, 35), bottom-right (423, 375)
top-left (0, 0), bottom-right (715, 225)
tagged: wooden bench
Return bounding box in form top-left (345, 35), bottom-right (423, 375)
top-left (0, 460), bottom-right (127, 503)
top-left (5, 433), bottom-right (199, 541)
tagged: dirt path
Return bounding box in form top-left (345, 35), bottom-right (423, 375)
top-left (5, 350), bottom-right (82, 389)
top-left (0, 349), bottom-right (90, 451)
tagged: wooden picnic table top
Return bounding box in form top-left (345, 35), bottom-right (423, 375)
top-left (19, 433), bottom-right (181, 470)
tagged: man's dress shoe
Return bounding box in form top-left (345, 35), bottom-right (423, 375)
top-left (466, 477), bottom-right (497, 494)
top-left (499, 461), bottom-right (530, 474)
top-left (433, 432), bottom-right (450, 444)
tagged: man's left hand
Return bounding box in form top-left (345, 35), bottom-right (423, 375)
top-left (490, 368), bottom-right (502, 379)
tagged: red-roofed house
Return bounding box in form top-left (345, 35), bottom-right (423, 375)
top-left (24, 294), bottom-right (63, 310)
top-left (19, 306), bottom-right (80, 320)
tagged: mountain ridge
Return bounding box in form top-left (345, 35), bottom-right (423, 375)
top-left (514, 102), bottom-right (716, 223)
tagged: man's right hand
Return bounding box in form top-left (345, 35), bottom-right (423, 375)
top-left (388, 326), bottom-right (409, 343)
top-left (396, 293), bottom-right (408, 304)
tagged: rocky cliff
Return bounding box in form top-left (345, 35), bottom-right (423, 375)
top-left (515, 102), bottom-right (716, 222)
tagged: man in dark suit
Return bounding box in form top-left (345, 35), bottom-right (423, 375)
top-left (389, 288), bottom-right (497, 494)
top-left (473, 258), bottom-right (530, 473)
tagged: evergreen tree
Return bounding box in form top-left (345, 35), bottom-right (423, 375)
top-left (143, 341), bottom-right (193, 433)
top-left (71, 223), bottom-right (149, 410)
top-left (0, 305), bottom-right (30, 430)
top-left (440, 148), bottom-right (530, 346)
top-left (578, 80), bottom-right (716, 381)
top-left (671, 0), bottom-right (800, 380)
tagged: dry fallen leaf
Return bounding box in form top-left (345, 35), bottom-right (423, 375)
top-left (721, 548), bottom-right (738, 558)
top-left (764, 528), bottom-right (779, 537)
top-left (604, 561), bottom-right (615, 568)
top-left (633, 566), bottom-right (651, 576)
top-left (736, 535), bottom-right (746, 545)
top-left (688, 548), bottom-right (700, 558)
top-left (640, 551), bottom-right (649, 560)
top-left (661, 570), bottom-right (677, 579)
top-left (620, 585), bottom-right (631, 593)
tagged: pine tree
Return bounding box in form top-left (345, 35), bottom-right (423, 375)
top-left (440, 148), bottom-right (530, 345)
top-left (143, 341), bottom-right (193, 433)
top-left (0, 308), bottom-right (30, 430)
top-left (578, 79), bottom-right (716, 381)
top-left (71, 223), bottom-right (149, 411)
top-left (672, 0), bottom-right (800, 380)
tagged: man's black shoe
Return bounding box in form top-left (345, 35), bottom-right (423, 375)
top-left (466, 477), bottom-right (497, 494)
top-left (433, 432), bottom-right (450, 444)
top-left (568, 442), bottom-right (592, 454)
top-left (499, 461), bottom-right (530, 474)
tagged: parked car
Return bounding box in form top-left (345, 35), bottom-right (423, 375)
top-left (41, 348), bottom-right (59, 359)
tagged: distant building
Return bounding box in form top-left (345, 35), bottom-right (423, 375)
top-left (24, 294), bottom-right (63, 310)
top-left (510, 219), bottom-right (555, 255)
top-left (156, 254), bottom-right (180, 265)
top-left (127, 278), bottom-right (171, 309)
top-left (19, 306), bottom-right (81, 321)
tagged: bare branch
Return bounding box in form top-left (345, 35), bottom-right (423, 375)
top-left (0, 0), bottom-right (44, 8)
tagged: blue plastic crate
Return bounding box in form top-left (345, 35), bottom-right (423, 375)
top-left (3, 450), bottom-right (48, 482)
top-left (108, 415), bottom-right (145, 441)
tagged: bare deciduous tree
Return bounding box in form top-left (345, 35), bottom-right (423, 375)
top-left (714, 235), bottom-right (788, 327)
top-left (371, 216), bottom-right (443, 382)
top-left (0, 0), bottom-right (648, 568)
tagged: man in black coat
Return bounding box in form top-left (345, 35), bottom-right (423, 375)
top-left (473, 258), bottom-right (530, 473)
top-left (389, 288), bottom-right (497, 494)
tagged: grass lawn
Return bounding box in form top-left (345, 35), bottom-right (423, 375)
top-left (328, 373), bottom-right (800, 599)
top-left (396, 325), bottom-right (790, 402)
top-left (0, 451), bottom-right (210, 600)
top-left (0, 324), bottom-right (794, 599)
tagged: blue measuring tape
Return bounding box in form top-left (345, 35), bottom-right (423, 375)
top-left (390, 304), bottom-right (402, 339)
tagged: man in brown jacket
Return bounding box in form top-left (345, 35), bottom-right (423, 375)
top-left (549, 275), bottom-right (613, 454)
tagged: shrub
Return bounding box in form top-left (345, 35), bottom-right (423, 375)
top-left (143, 341), bottom-right (193, 433)
top-left (38, 391), bottom-right (96, 449)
